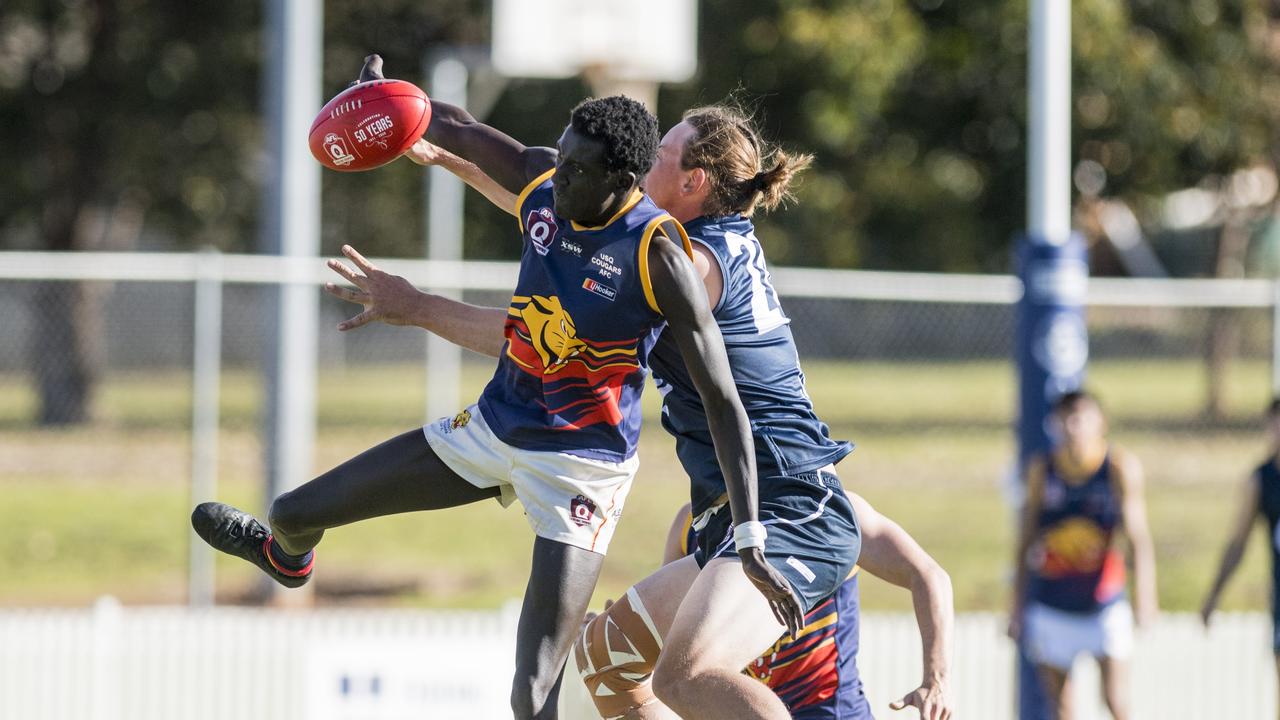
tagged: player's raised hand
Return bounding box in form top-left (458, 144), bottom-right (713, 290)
top-left (738, 547), bottom-right (804, 640)
top-left (890, 680), bottom-right (952, 720)
top-left (351, 53), bottom-right (385, 86)
top-left (324, 245), bottom-right (423, 331)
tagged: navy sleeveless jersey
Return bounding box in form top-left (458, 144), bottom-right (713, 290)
top-left (1255, 457), bottom-right (1280, 621)
top-left (648, 214), bottom-right (853, 516)
top-left (1027, 451), bottom-right (1127, 613)
top-left (477, 170), bottom-right (691, 462)
top-left (681, 517), bottom-right (871, 718)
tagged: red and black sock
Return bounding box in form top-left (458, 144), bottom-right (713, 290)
top-left (264, 536), bottom-right (314, 577)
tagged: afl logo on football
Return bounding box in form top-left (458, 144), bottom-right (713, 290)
top-left (526, 207), bottom-right (559, 256)
top-left (569, 494), bottom-right (596, 527)
top-left (323, 133), bottom-right (355, 167)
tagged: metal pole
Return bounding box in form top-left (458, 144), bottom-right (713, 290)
top-left (260, 0), bottom-right (322, 605)
top-left (1028, 0), bottom-right (1071, 244)
top-left (188, 248), bottom-right (222, 608)
top-left (424, 57), bottom-right (468, 421)
top-left (1017, 3), bottom-right (1079, 718)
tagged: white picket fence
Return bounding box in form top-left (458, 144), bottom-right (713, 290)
top-left (0, 599), bottom-right (1271, 719)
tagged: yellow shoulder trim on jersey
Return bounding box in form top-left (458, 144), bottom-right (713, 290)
top-left (638, 215), bottom-right (693, 315)
top-left (571, 189), bottom-right (644, 232)
top-left (515, 169), bottom-right (556, 232)
top-left (678, 510), bottom-right (694, 557)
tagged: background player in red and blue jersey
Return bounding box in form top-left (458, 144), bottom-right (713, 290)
top-left (1009, 391), bottom-right (1158, 720)
top-left (194, 56), bottom-right (794, 720)
top-left (1202, 397), bottom-right (1280, 718)
top-left (663, 490), bottom-right (954, 720)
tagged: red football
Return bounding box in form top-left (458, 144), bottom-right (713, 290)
top-left (308, 79), bottom-right (432, 172)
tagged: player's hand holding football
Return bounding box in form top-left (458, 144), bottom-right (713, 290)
top-left (352, 53), bottom-right (385, 85)
top-left (738, 546), bottom-right (804, 639)
top-left (890, 679), bottom-right (952, 720)
top-left (324, 245), bottom-right (423, 331)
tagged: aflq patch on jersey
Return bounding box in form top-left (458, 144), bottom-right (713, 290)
top-left (526, 207), bottom-right (559, 255)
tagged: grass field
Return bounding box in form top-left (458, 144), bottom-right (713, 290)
top-left (0, 359), bottom-right (1274, 615)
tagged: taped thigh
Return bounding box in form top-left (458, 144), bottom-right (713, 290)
top-left (575, 587), bottom-right (665, 719)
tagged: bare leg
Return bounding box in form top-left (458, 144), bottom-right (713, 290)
top-left (652, 557), bottom-right (790, 720)
top-left (1037, 664), bottom-right (1071, 720)
top-left (511, 537), bottom-right (605, 720)
top-left (1098, 655), bottom-right (1129, 720)
top-left (575, 555), bottom-right (701, 719)
top-left (267, 429), bottom-right (498, 554)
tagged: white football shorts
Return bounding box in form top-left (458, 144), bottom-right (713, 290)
top-left (422, 404), bottom-right (637, 555)
top-left (1024, 599), bottom-right (1134, 671)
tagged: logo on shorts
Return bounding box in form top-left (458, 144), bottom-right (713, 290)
top-left (785, 556), bottom-right (816, 584)
top-left (569, 494), bottom-right (597, 527)
top-left (437, 408), bottom-right (472, 434)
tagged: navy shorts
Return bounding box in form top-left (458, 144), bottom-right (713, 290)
top-left (693, 469), bottom-right (860, 613)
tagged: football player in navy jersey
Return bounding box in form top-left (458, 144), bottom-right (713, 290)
top-left (1202, 398), bottom-right (1280, 717)
top-left (1009, 391), bottom-right (1157, 720)
top-left (337, 105), bottom-right (910, 718)
top-left (192, 56), bottom-right (795, 720)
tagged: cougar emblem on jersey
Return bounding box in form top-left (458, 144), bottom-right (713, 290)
top-left (450, 409), bottom-right (471, 430)
top-left (518, 295), bottom-right (587, 374)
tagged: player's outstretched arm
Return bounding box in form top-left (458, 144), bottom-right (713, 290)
top-left (848, 492), bottom-right (954, 720)
top-left (645, 232), bottom-right (803, 637)
top-left (357, 54), bottom-right (555, 194)
top-left (325, 245), bottom-right (506, 358)
top-left (1201, 472), bottom-right (1262, 626)
top-left (403, 139), bottom-right (519, 216)
top-left (1114, 450), bottom-right (1159, 628)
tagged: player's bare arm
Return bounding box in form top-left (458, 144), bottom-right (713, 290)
top-left (849, 492), bottom-right (955, 720)
top-left (1009, 455), bottom-right (1046, 641)
top-left (1113, 449), bottom-right (1159, 627)
top-left (325, 245), bottom-right (506, 357)
top-left (1201, 472), bottom-right (1262, 625)
top-left (403, 139), bottom-right (520, 212)
top-left (357, 54), bottom-right (555, 193)
top-left (645, 230), bottom-right (804, 637)
top-left (662, 502), bottom-right (694, 566)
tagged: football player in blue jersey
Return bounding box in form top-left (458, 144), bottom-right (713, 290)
top-left (193, 56), bottom-right (795, 720)
top-left (337, 104), bottom-right (900, 718)
top-left (1202, 397), bottom-right (1280, 717)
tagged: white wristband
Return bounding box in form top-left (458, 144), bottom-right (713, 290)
top-left (733, 521), bottom-right (767, 551)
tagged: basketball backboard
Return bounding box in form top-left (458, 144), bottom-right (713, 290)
top-left (491, 0), bottom-right (697, 83)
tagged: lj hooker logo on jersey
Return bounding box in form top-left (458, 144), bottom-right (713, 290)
top-left (582, 278), bottom-right (617, 302)
top-left (569, 494), bottom-right (597, 527)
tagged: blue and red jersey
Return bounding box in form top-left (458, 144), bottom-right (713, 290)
top-left (648, 214), bottom-right (853, 517)
top-left (1027, 450), bottom-right (1127, 613)
top-left (477, 170), bottom-right (690, 462)
top-left (680, 516), bottom-right (872, 719)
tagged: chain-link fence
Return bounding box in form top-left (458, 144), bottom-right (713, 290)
top-left (0, 253), bottom-right (1276, 617)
